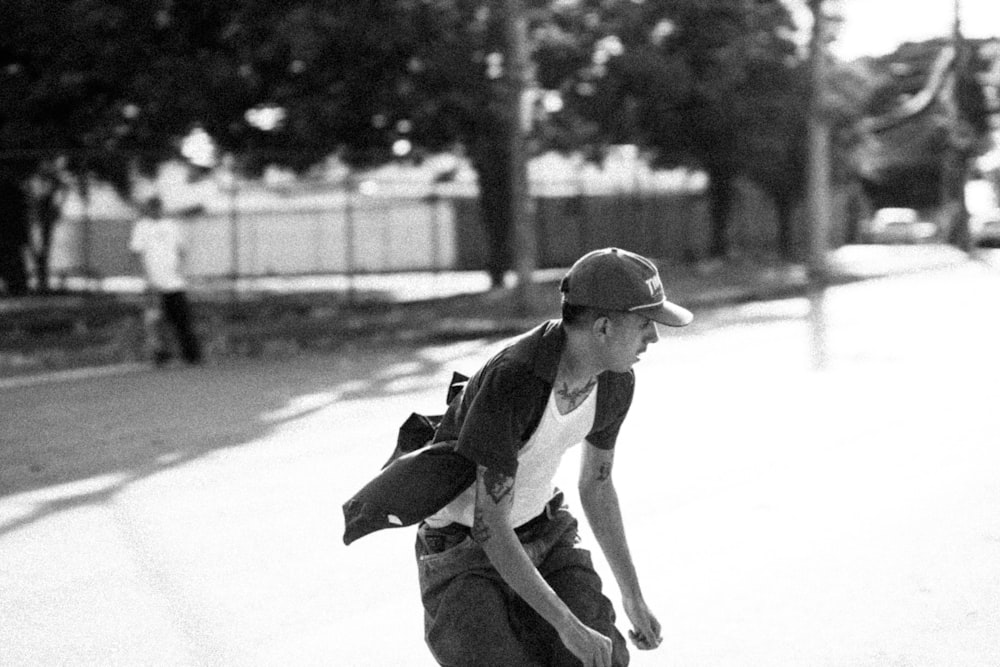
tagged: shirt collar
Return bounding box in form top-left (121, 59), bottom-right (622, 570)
top-left (505, 319), bottom-right (564, 384)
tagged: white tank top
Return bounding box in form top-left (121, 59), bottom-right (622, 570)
top-left (425, 387), bottom-right (596, 529)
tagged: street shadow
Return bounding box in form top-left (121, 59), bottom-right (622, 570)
top-left (0, 335), bottom-right (504, 538)
top-left (0, 275), bottom-right (850, 540)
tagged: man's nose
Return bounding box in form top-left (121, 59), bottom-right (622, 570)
top-left (646, 322), bottom-right (661, 345)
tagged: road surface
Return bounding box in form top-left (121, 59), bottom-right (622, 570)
top-left (2, 259), bottom-right (999, 666)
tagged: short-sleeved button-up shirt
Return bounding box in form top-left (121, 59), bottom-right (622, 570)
top-left (433, 319), bottom-right (635, 478)
top-left (341, 319), bottom-right (636, 545)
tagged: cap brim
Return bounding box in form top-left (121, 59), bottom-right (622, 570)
top-left (636, 300), bottom-right (693, 327)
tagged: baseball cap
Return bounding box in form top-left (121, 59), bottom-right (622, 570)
top-left (560, 248), bottom-right (693, 327)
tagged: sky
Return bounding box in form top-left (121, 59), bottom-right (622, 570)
top-left (823, 0), bottom-right (1000, 60)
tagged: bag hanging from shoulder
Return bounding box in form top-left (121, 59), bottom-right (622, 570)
top-left (342, 372), bottom-right (472, 546)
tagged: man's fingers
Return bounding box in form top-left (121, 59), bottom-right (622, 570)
top-left (628, 628), bottom-right (662, 650)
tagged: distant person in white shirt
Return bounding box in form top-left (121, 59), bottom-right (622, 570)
top-left (129, 196), bottom-right (202, 366)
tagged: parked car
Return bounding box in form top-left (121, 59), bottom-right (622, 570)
top-left (971, 208), bottom-right (1000, 248)
top-left (865, 208), bottom-right (938, 244)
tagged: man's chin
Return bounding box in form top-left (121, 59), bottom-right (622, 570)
top-left (615, 357), bottom-right (640, 372)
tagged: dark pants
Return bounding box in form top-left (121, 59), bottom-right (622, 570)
top-left (159, 291), bottom-right (202, 364)
top-left (415, 496), bottom-right (629, 666)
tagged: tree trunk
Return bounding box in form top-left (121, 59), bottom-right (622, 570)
top-left (0, 176), bottom-right (31, 296)
top-left (705, 163), bottom-right (735, 259)
top-left (843, 184), bottom-right (872, 246)
top-left (471, 138), bottom-right (514, 289)
top-left (29, 183), bottom-right (62, 295)
top-left (775, 194), bottom-right (797, 261)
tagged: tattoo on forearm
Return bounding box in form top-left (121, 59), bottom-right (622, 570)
top-left (472, 504), bottom-right (491, 543)
top-left (472, 465), bottom-right (513, 544)
top-left (556, 377), bottom-right (597, 410)
top-left (483, 466), bottom-right (514, 504)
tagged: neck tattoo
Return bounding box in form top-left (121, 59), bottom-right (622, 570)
top-left (556, 376), bottom-right (597, 410)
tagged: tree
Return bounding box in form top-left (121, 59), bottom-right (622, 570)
top-left (2, 1), bottom-right (540, 290)
top-left (2, 0), bottom-right (870, 291)
top-left (0, 173), bottom-right (30, 295)
top-left (536, 0), bottom-right (810, 260)
top-left (163, 1), bottom-right (528, 287)
top-left (0, 0), bottom-right (249, 294)
top-left (853, 37), bottom-right (992, 218)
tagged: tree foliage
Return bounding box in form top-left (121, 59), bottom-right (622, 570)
top-left (1, 1), bottom-right (534, 290)
top-left (853, 37), bottom-right (993, 209)
top-left (213, 1), bottom-right (527, 284)
top-left (531, 0), bottom-right (814, 259)
top-left (0, 0), bottom-right (247, 292)
top-left (2, 0), bottom-right (875, 293)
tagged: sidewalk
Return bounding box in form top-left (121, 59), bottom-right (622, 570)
top-left (0, 244), bottom-right (975, 380)
top-left (394, 244), bottom-right (973, 342)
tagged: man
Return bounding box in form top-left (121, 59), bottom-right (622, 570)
top-left (129, 196), bottom-right (202, 366)
top-left (413, 247), bottom-right (693, 666)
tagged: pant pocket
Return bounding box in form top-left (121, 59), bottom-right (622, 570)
top-left (417, 525), bottom-right (473, 563)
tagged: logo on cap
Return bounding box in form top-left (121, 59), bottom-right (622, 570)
top-left (645, 276), bottom-right (662, 298)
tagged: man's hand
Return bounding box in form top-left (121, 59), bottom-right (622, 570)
top-left (558, 620), bottom-right (613, 667)
top-left (623, 596), bottom-right (662, 651)
top-left (474, 464), bottom-right (608, 664)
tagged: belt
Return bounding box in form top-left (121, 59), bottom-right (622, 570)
top-left (515, 492), bottom-right (562, 536)
top-left (443, 491), bottom-right (564, 539)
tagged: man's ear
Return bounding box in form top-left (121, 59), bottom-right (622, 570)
top-left (591, 314), bottom-right (612, 339)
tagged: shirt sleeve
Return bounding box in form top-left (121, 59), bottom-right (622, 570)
top-left (586, 371), bottom-right (635, 450)
top-left (452, 361), bottom-right (533, 478)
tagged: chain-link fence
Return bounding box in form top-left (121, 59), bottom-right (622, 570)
top-left (45, 162), bottom-right (854, 292)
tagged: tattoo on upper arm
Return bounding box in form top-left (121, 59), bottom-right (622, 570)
top-left (596, 462), bottom-right (612, 482)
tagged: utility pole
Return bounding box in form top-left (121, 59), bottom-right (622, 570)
top-left (945, 0), bottom-right (973, 252)
top-left (806, 0), bottom-right (833, 369)
top-left (807, 0), bottom-right (833, 283)
top-left (501, 0), bottom-right (538, 312)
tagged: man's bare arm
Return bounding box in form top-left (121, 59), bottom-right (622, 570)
top-left (579, 444), bottom-right (662, 650)
top-left (473, 464), bottom-right (612, 666)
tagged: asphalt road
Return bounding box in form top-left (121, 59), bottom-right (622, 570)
top-left (2, 258), bottom-right (1000, 666)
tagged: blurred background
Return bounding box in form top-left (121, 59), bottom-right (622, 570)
top-left (2, 2), bottom-right (1000, 666)
top-left (1, 0), bottom-right (998, 372)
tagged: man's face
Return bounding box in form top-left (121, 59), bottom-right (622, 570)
top-left (597, 312), bottom-right (660, 372)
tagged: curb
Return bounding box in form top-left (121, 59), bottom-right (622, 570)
top-left (0, 362), bottom-right (148, 391)
top-left (0, 246), bottom-right (976, 386)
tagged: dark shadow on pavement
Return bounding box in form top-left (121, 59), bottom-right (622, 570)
top-left (0, 339), bottom-right (501, 537)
